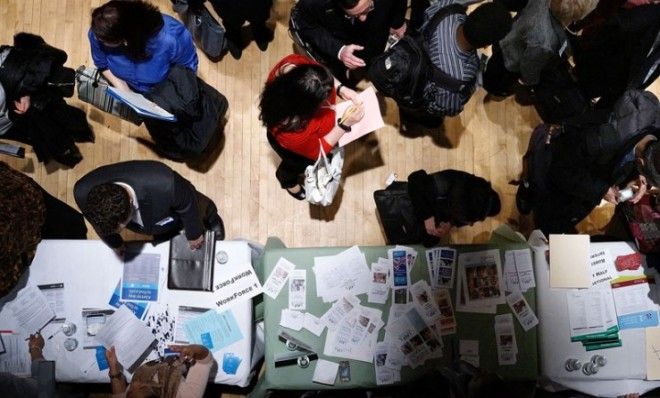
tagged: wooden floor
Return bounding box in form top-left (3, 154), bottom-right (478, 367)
top-left (2, 0), bottom-right (660, 396)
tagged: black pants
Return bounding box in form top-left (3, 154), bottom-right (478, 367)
top-left (208, 0), bottom-right (273, 42)
top-left (267, 132), bottom-right (314, 189)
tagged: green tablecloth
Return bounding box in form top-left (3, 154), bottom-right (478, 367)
top-left (252, 237), bottom-right (537, 395)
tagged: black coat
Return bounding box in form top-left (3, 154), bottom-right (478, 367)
top-left (293, 0), bottom-right (406, 65)
top-left (74, 161), bottom-right (206, 249)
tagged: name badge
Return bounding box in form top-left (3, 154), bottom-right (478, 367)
top-left (155, 216), bottom-right (174, 226)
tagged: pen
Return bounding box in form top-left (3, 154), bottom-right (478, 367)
top-left (47, 329), bottom-right (62, 340)
top-left (339, 103), bottom-right (360, 125)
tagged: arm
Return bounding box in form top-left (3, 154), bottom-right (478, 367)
top-left (321, 101), bottom-right (365, 147)
top-left (105, 346), bottom-right (128, 395)
top-left (389, 0), bottom-right (408, 31)
top-left (171, 173), bottom-right (205, 244)
top-left (169, 345), bottom-right (212, 398)
top-left (100, 70), bottom-right (131, 92)
top-left (294, 0), bottom-right (346, 62)
top-left (169, 20), bottom-right (199, 72)
top-left (28, 333), bottom-right (56, 398)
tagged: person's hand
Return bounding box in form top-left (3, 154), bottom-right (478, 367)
top-left (390, 22), bottom-right (407, 39)
top-left (189, 234), bottom-right (204, 250)
top-left (13, 96), bottom-right (31, 114)
top-left (339, 44), bottom-right (366, 69)
top-left (338, 86), bottom-right (359, 104)
top-left (105, 346), bottom-right (121, 372)
top-left (628, 175), bottom-right (648, 204)
top-left (424, 217), bottom-right (452, 238)
top-left (603, 186), bottom-right (619, 204)
top-left (341, 102), bottom-right (365, 127)
top-left (169, 344), bottom-right (209, 361)
top-left (29, 333), bottom-right (44, 350)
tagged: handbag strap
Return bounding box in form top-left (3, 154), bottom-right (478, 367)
top-left (318, 140), bottom-right (330, 167)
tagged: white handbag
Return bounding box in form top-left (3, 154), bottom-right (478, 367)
top-left (304, 142), bottom-right (344, 206)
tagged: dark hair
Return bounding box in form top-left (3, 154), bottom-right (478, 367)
top-left (494, 0), bottom-right (528, 12)
top-left (259, 63), bottom-right (334, 132)
top-left (463, 2), bottom-right (513, 48)
top-left (334, 0), bottom-right (360, 10)
top-left (84, 183), bottom-right (131, 236)
top-left (642, 139), bottom-right (660, 187)
top-left (91, 0), bottom-right (164, 61)
top-left (449, 176), bottom-right (501, 225)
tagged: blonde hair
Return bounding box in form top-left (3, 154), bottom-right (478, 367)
top-left (549, 0), bottom-right (599, 25)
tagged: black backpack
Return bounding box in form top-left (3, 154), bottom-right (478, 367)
top-left (368, 4), bottom-right (473, 111)
top-left (374, 182), bottom-right (425, 245)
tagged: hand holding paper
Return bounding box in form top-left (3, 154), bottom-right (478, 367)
top-left (337, 87), bottom-right (384, 147)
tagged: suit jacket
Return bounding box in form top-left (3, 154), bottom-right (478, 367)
top-left (74, 160), bottom-right (204, 249)
top-left (293, 0), bottom-right (406, 65)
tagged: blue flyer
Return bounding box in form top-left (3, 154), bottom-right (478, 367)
top-left (109, 280), bottom-right (148, 319)
top-left (121, 253), bottom-right (160, 302)
top-left (222, 352), bottom-right (242, 375)
top-left (96, 347), bottom-right (109, 371)
top-left (392, 250), bottom-right (408, 287)
top-left (184, 309), bottom-right (244, 352)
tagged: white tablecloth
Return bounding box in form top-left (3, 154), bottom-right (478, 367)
top-left (0, 239), bottom-right (263, 387)
top-left (533, 238), bottom-right (660, 397)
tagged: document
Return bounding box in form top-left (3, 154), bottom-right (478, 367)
top-left (121, 252), bottom-right (161, 302)
top-left (303, 312), bottom-right (326, 336)
top-left (504, 249), bottom-right (535, 293)
top-left (426, 248), bottom-right (456, 289)
top-left (459, 339), bottom-right (479, 367)
top-left (390, 247), bottom-right (416, 306)
top-left (589, 248), bottom-right (617, 287)
top-left (109, 280), bottom-right (148, 320)
top-left (410, 280), bottom-right (442, 336)
top-left (174, 306), bottom-right (209, 343)
top-left (549, 234), bottom-right (591, 288)
top-left (337, 86), bottom-right (385, 147)
top-left (288, 269), bottom-right (307, 311)
top-left (494, 314), bottom-right (518, 365)
top-left (322, 295), bottom-right (359, 330)
top-left (433, 289), bottom-right (457, 335)
top-left (183, 309), bottom-right (244, 351)
top-left (9, 285), bottom-right (56, 334)
top-left (37, 283), bottom-right (66, 321)
top-left (646, 327), bottom-right (660, 380)
top-left (374, 342), bottom-right (398, 385)
top-left (280, 309), bottom-right (304, 331)
top-left (455, 265), bottom-right (497, 314)
top-left (263, 257), bottom-right (296, 299)
top-left (107, 87), bottom-right (176, 121)
top-left (458, 249), bottom-right (506, 307)
top-left (95, 305), bottom-right (156, 371)
top-left (368, 262), bottom-right (390, 304)
top-left (611, 276), bottom-right (659, 330)
top-left (506, 290), bottom-right (539, 332)
top-left (323, 305), bottom-right (383, 362)
top-left (313, 246), bottom-right (371, 302)
top-left (212, 261), bottom-right (263, 311)
top-left (0, 332), bottom-right (30, 375)
top-left (567, 290), bottom-right (607, 337)
top-left (313, 359), bottom-right (339, 385)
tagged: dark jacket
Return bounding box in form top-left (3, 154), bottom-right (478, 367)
top-left (292, 0), bottom-right (406, 65)
top-left (74, 161), bottom-right (205, 249)
top-left (144, 65), bottom-right (227, 157)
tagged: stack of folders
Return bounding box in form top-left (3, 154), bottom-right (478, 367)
top-left (168, 230), bottom-right (216, 292)
top-left (567, 289), bottom-right (621, 351)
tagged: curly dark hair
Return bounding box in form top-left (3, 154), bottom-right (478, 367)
top-left (259, 63), bottom-right (334, 132)
top-left (91, 0), bottom-right (164, 61)
top-left (84, 183), bottom-right (132, 236)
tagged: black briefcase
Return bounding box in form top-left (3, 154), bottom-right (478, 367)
top-left (168, 229), bottom-right (215, 291)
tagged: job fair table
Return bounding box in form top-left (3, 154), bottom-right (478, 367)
top-left (0, 239), bottom-right (263, 387)
top-left (532, 236), bottom-right (660, 397)
top-left (250, 236), bottom-right (538, 397)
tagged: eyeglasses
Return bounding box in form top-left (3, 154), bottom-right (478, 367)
top-left (344, 0), bottom-right (375, 22)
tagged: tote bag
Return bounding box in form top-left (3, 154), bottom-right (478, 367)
top-left (75, 66), bottom-right (143, 125)
top-left (304, 143), bottom-right (344, 206)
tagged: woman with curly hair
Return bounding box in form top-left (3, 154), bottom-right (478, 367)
top-left (88, 0), bottom-right (198, 94)
top-left (259, 54), bottom-right (364, 200)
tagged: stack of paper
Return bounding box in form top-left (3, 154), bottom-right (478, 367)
top-left (494, 314), bottom-right (518, 365)
top-left (456, 249), bottom-right (505, 313)
top-left (313, 246), bottom-right (371, 303)
top-left (322, 299), bottom-right (384, 362)
top-left (567, 288), bottom-right (621, 350)
top-left (374, 341), bottom-right (400, 385)
top-left (503, 249), bottom-right (535, 293)
top-left (388, 246), bottom-right (417, 306)
top-left (368, 258), bottom-right (392, 304)
top-left (432, 289), bottom-right (456, 335)
top-left (426, 248), bottom-right (457, 289)
top-left (611, 276), bottom-right (659, 330)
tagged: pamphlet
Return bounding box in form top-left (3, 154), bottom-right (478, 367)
top-left (107, 87), bottom-right (176, 121)
top-left (121, 252), bottom-right (161, 302)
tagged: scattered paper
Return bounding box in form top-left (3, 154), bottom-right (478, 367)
top-left (390, 247), bottom-right (417, 306)
top-left (506, 291), bottom-right (539, 332)
top-left (567, 289), bottom-right (617, 338)
top-left (280, 309), bottom-right (304, 331)
top-left (304, 312), bottom-right (326, 336)
top-left (95, 305), bottom-right (156, 371)
top-left (504, 249), bottom-right (535, 293)
top-left (313, 359), bottom-right (339, 385)
top-left (9, 285), bottom-right (56, 334)
top-left (323, 304), bottom-right (383, 362)
top-left (549, 234), bottom-right (591, 288)
top-left (374, 342), bottom-right (398, 385)
top-left (109, 279), bottom-right (148, 320)
top-left (321, 295), bottom-right (359, 330)
top-left (263, 257), bottom-right (296, 299)
top-left (337, 86), bottom-right (385, 147)
top-left (314, 246), bottom-right (371, 303)
top-left (288, 269), bottom-right (307, 311)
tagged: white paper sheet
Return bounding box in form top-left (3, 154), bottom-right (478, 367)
top-left (506, 290), bottom-right (539, 332)
top-left (263, 257), bottom-right (296, 299)
top-left (368, 262), bottom-right (390, 304)
top-left (279, 309), bottom-right (304, 331)
top-left (38, 283), bottom-right (66, 320)
top-left (212, 261), bottom-right (264, 311)
top-left (312, 359), bottom-right (339, 385)
top-left (589, 248), bottom-right (617, 287)
top-left (303, 312), bottom-right (326, 336)
top-left (0, 333), bottom-right (30, 375)
top-left (288, 269), bottom-right (307, 311)
top-left (95, 305), bottom-right (156, 370)
top-left (9, 285), bottom-right (56, 334)
top-left (313, 246), bottom-right (371, 303)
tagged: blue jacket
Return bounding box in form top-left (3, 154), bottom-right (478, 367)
top-left (88, 14), bottom-right (198, 93)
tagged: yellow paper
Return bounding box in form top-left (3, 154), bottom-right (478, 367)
top-left (549, 234), bottom-right (591, 288)
top-left (646, 327), bottom-right (660, 380)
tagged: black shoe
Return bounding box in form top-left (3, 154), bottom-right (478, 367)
top-left (226, 39), bottom-right (242, 60)
top-left (206, 214), bottom-right (225, 240)
top-left (252, 25), bottom-right (274, 52)
top-left (54, 146), bottom-right (83, 167)
top-left (286, 186), bottom-right (306, 201)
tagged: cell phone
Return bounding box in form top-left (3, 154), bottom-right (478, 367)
top-left (0, 143), bottom-right (25, 158)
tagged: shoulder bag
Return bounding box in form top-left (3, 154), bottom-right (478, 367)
top-left (304, 142), bottom-right (344, 206)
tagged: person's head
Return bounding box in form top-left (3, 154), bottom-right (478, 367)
top-left (494, 0), bottom-right (528, 12)
top-left (639, 138), bottom-right (660, 188)
top-left (91, 0), bottom-right (163, 61)
top-left (259, 63), bottom-right (334, 131)
top-left (335, 0), bottom-right (375, 23)
top-left (550, 0), bottom-right (598, 26)
top-left (84, 183), bottom-right (132, 236)
top-left (448, 175), bottom-right (501, 226)
top-left (463, 2), bottom-right (513, 48)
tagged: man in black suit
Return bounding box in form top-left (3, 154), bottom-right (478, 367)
top-left (74, 160), bottom-right (224, 254)
top-left (291, 0), bottom-right (407, 84)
